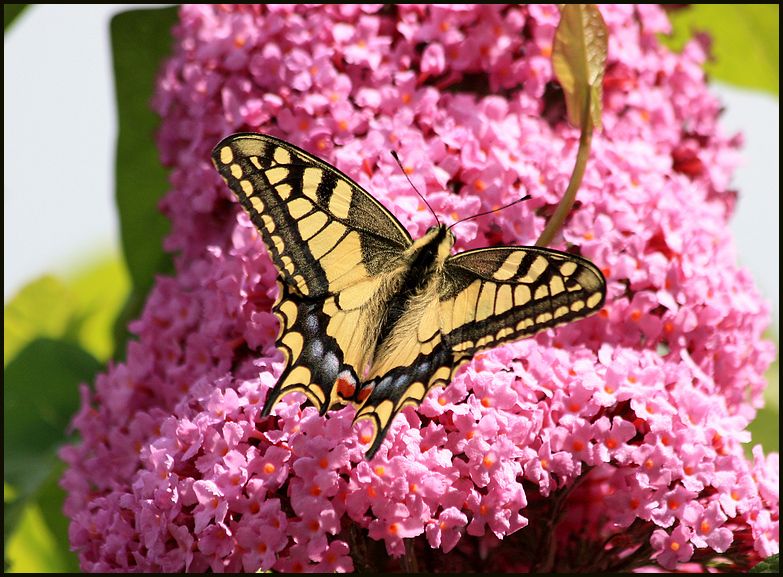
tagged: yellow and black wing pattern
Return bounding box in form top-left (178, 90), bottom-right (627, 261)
top-left (351, 247), bottom-right (605, 458)
top-left (212, 132), bottom-right (606, 459)
top-left (440, 247), bottom-right (606, 358)
top-left (212, 133), bottom-right (412, 415)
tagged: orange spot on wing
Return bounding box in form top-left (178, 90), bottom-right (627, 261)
top-left (336, 376), bottom-right (356, 400)
top-left (356, 383), bottom-right (374, 403)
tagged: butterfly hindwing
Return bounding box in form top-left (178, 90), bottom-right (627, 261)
top-left (353, 344), bottom-right (468, 458)
top-left (441, 247), bottom-right (606, 356)
top-left (266, 280), bottom-right (365, 413)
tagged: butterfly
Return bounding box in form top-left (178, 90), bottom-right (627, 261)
top-left (212, 133), bottom-right (606, 459)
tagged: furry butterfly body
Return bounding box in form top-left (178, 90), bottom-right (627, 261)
top-left (212, 133), bottom-right (606, 458)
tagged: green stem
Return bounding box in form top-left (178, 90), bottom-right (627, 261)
top-left (535, 93), bottom-right (594, 248)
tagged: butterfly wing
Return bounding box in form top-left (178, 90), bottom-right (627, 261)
top-left (213, 133), bottom-right (412, 298)
top-left (440, 246), bottom-right (606, 356)
top-left (212, 133), bottom-right (413, 413)
top-left (353, 245), bottom-right (605, 458)
top-left (353, 342), bottom-right (467, 459)
top-left (214, 132), bottom-right (607, 460)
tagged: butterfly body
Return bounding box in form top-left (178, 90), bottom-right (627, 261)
top-left (213, 133), bottom-right (606, 458)
top-left (368, 225), bottom-right (452, 375)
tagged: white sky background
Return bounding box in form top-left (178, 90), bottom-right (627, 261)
top-left (4, 5), bottom-right (779, 336)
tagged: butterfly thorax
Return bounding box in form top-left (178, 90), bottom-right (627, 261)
top-left (368, 225), bottom-right (454, 378)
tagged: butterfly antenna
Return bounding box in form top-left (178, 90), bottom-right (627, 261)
top-left (390, 150), bottom-right (440, 227)
top-left (447, 194), bottom-right (532, 231)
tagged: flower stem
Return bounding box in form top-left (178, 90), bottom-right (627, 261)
top-left (536, 92), bottom-right (594, 248)
top-left (530, 466), bottom-right (594, 572)
top-left (347, 523), bottom-right (374, 572)
top-left (401, 538), bottom-right (420, 573)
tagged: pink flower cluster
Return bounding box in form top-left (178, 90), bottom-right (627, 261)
top-left (60, 4), bottom-right (778, 573)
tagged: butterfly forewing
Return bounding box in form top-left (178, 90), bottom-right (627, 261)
top-left (212, 133), bottom-right (412, 298)
top-left (441, 247), bottom-right (606, 356)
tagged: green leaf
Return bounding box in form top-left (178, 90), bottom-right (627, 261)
top-left (3, 260), bottom-right (125, 568)
top-left (538, 4), bottom-right (607, 248)
top-left (69, 258), bottom-right (131, 362)
top-left (4, 276), bottom-right (75, 367)
top-left (6, 502), bottom-right (63, 572)
top-left (663, 5), bottom-right (779, 96)
top-left (111, 6), bottom-right (178, 357)
top-left (3, 4), bottom-right (28, 32)
top-left (3, 339), bottom-right (100, 488)
top-left (748, 355), bottom-right (779, 454)
top-left (5, 464), bottom-right (79, 573)
top-left (552, 3), bottom-right (608, 131)
top-left (3, 338), bottom-right (101, 568)
top-left (33, 462), bottom-right (79, 572)
top-left (750, 554), bottom-right (779, 573)
top-left (4, 258), bottom-right (130, 366)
